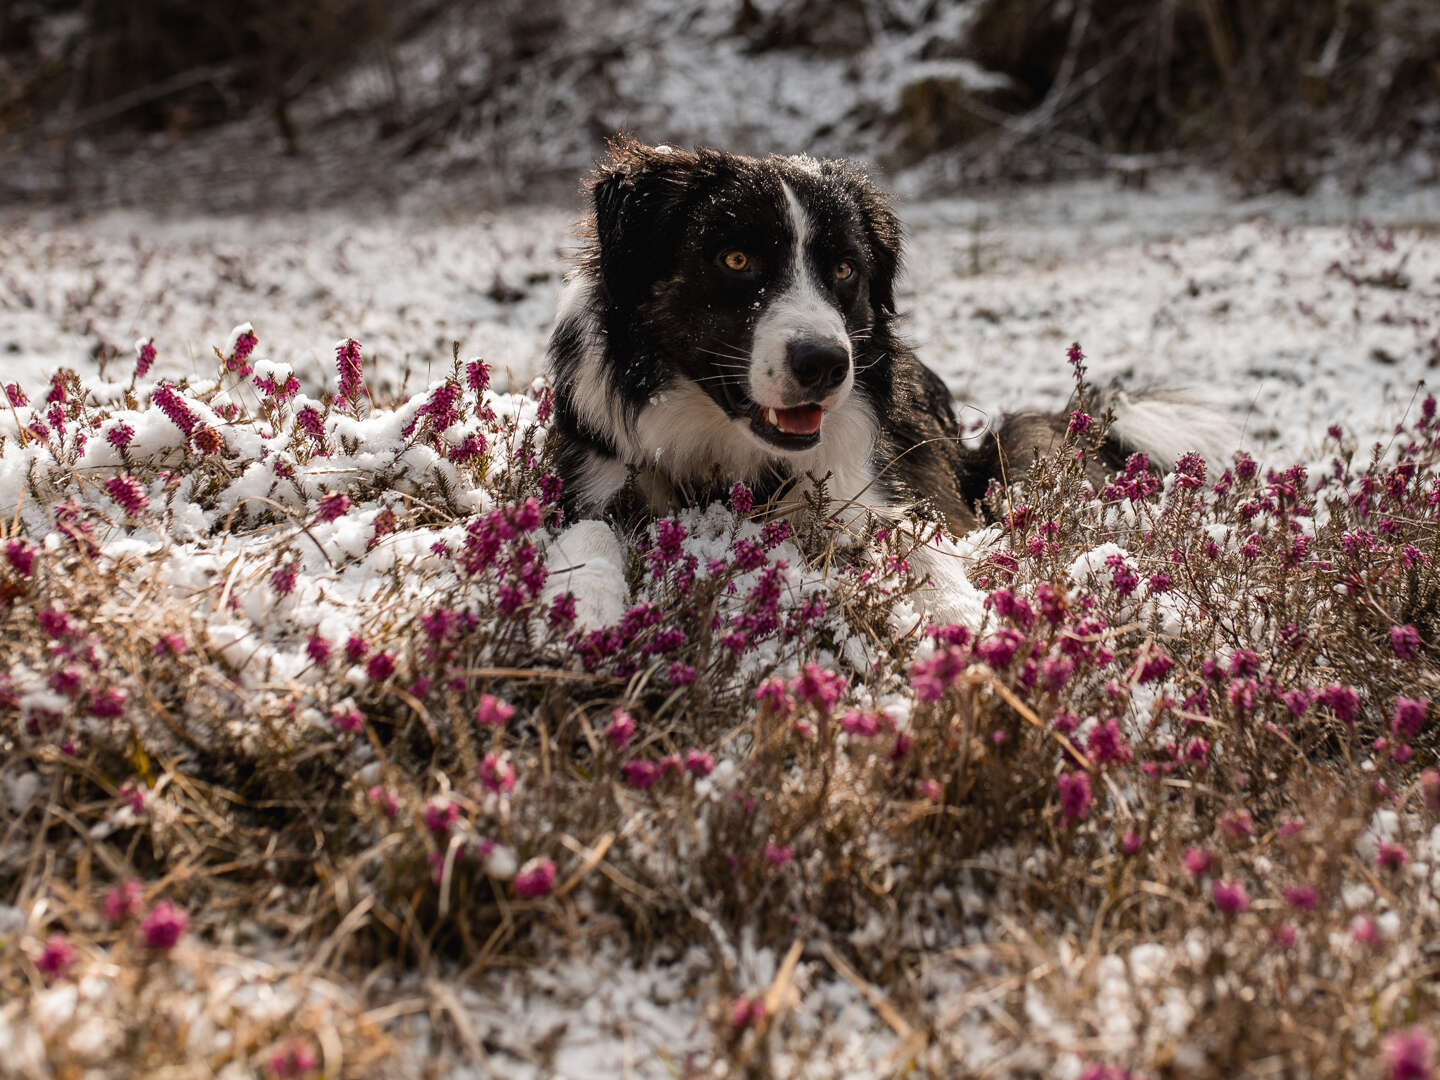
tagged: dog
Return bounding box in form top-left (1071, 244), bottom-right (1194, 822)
top-left (543, 137), bottom-right (1237, 625)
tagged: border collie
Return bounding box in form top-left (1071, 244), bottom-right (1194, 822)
top-left (544, 138), bottom-right (1236, 622)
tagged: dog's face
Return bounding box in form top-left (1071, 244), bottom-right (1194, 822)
top-left (588, 139), bottom-right (901, 455)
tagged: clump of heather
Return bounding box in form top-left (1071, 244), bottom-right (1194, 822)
top-left (3, 332), bottom-right (1439, 1078)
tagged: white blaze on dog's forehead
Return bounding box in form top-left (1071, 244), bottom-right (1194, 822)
top-left (746, 181), bottom-right (852, 410)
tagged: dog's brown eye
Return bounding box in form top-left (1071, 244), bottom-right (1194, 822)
top-left (834, 260), bottom-right (854, 281)
top-left (722, 250), bottom-right (749, 272)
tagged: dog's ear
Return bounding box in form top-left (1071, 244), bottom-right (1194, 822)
top-left (588, 136), bottom-right (698, 308)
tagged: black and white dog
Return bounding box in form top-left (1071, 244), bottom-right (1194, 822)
top-left (544, 138), bottom-right (1235, 623)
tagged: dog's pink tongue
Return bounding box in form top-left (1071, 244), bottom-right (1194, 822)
top-left (775, 404), bottom-right (823, 435)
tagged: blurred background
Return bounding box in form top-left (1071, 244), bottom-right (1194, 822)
top-left (2, 0), bottom-right (1438, 213)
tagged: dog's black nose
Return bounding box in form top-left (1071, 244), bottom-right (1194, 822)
top-left (786, 341), bottom-right (850, 395)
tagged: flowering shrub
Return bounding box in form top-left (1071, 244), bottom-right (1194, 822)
top-left (1, 329), bottom-right (1437, 1077)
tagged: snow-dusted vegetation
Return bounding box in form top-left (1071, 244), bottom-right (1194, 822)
top-left (3, 1), bottom-right (1439, 1077)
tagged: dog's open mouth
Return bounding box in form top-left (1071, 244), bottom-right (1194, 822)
top-left (748, 403), bottom-right (823, 450)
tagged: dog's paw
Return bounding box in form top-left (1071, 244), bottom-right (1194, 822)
top-left (543, 520), bottom-right (630, 631)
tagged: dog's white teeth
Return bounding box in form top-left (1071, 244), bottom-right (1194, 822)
top-left (766, 408), bottom-right (779, 427)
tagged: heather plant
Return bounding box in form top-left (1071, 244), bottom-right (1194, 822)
top-left (1, 331), bottom-right (1437, 1078)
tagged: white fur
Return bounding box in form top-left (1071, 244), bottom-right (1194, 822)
top-left (746, 182), bottom-right (853, 411)
top-left (1106, 390), bottom-right (1244, 472)
top-left (542, 520), bottom-right (630, 631)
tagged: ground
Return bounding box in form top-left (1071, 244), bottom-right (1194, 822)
top-left (1, 171), bottom-right (1438, 1079)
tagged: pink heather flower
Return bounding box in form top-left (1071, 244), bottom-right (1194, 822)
top-left (1392, 697), bottom-right (1429, 740)
top-left (5, 381), bottom-right (28, 406)
top-left (1218, 809), bottom-right (1254, 838)
top-left (1271, 923), bottom-right (1297, 950)
top-left (476, 694), bottom-right (515, 729)
top-left (1211, 879), bottom-right (1250, 913)
top-left (1320, 683), bottom-right (1360, 724)
top-left (330, 706), bottom-right (363, 733)
top-left (764, 842), bottom-right (793, 866)
top-left (1120, 831), bottom-right (1143, 855)
top-left (105, 880), bottom-right (143, 924)
top-left (1377, 841), bottom-right (1408, 871)
top-left (35, 934), bottom-right (75, 978)
top-left (89, 687), bottom-right (127, 718)
top-left (1283, 883), bottom-right (1319, 911)
top-left (423, 798), bottom-right (460, 835)
top-left (1067, 409), bottom-right (1092, 437)
top-left (305, 633), bottom-right (331, 665)
top-left (336, 339), bottom-right (366, 406)
top-left (1383, 1027), bottom-right (1433, 1080)
top-left (1183, 847), bottom-right (1212, 875)
top-left (731, 994), bottom-right (766, 1030)
top-left (151, 384), bottom-right (198, 435)
top-left (514, 856), bottom-right (557, 899)
top-left (1353, 914), bottom-right (1382, 947)
top-left (232, 328), bottom-right (258, 363)
top-left (754, 677), bottom-right (793, 718)
top-left (365, 651), bottom-right (395, 681)
top-left (621, 759), bottom-right (662, 790)
top-left (1391, 624), bottom-right (1421, 660)
top-left (134, 340), bottom-right (157, 378)
top-left (367, 785), bottom-right (398, 819)
top-left (840, 709), bottom-right (883, 738)
top-left (478, 751), bottom-right (516, 793)
top-left (106, 422), bottom-right (135, 451)
top-left (268, 1039), bottom-right (319, 1078)
top-left (1421, 770), bottom-right (1440, 815)
top-left (270, 561), bottom-right (298, 595)
top-left (118, 781), bottom-right (145, 813)
top-left (915, 778), bottom-right (942, 802)
top-left (729, 481), bottom-right (754, 515)
top-left (296, 407), bottom-right (326, 442)
top-left (793, 662), bottom-right (846, 711)
top-left (5, 539), bottom-right (36, 576)
top-left (607, 708), bottom-right (637, 749)
top-left (1278, 817), bottom-right (1306, 837)
top-left (466, 357), bottom-right (491, 394)
top-left (1137, 650), bottom-right (1173, 683)
top-left (316, 491), bottom-right (350, 522)
top-left (1066, 341), bottom-right (1085, 374)
top-left (140, 900), bottom-right (189, 950)
top-left (344, 635), bottom-right (369, 662)
top-left (1056, 770), bottom-right (1092, 824)
top-left (1087, 718), bottom-right (1132, 765)
top-left (683, 749), bottom-right (715, 777)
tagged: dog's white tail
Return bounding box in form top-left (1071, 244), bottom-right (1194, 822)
top-left (1102, 388), bottom-right (1245, 473)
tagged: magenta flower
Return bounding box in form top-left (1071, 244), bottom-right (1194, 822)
top-left (104, 880), bottom-right (143, 924)
top-left (1283, 883), bottom-right (1319, 911)
top-left (1056, 770), bottom-right (1092, 824)
top-left (1383, 1027), bottom-right (1433, 1080)
top-left (620, 759), bottom-right (662, 790)
top-left (1270, 923), bottom-right (1297, 949)
top-left (1377, 841), bottom-right (1408, 871)
top-left (1120, 831), bottom-right (1143, 855)
top-left (151, 384), bottom-right (199, 436)
top-left (793, 662), bottom-right (846, 711)
top-left (367, 786), bottom-right (398, 819)
top-left (336, 338), bottom-right (367, 408)
top-left (330, 706), bottom-right (363, 733)
top-left (316, 491), bottom-right (350, 522)
top-left (270, 561), bottom-right (298, 595)
top-left (89, 686), bottom-right (127, 718)
top-left (5, 381), bottom-right (28, 406)
top-left (513, 856), bottom-right (557, 899)
top-left (106, 422), bottom-right (135, 451)
top-left (466, 357), bottom-right (491, 394)
top-left (1391, 624), bottom-right (1421, 660)
top-left (268, 1039), bottom-right (319, 1078)
top-left (35, 934), bottom-right (75, 978)
top-left (365, 651), bottom-right (395, 681)
top-left (764, 842), bottom-right (793, 866)
top-left (305, 633), bottom-right (331, 665)
top-left (1353, 914), bottom-right (1382, 947)
top-left (478, 751), bottom-right (516, 794)
top-left (423, 798), bottom-right (460, 835)
top-left (1319, 683), bottom-right (1360, 724)
top-left (1218, 809), bottom-right (1254, 838)
top-left (1183, 846), bottom-right (1212, 875)
top-left (1211, 879), bottom-right (1250, 913)
top-left (140, 900), bottom-right (189, 950)
top-left (683, 749), bottom-right (715, 777)
top-left (1392, 697), bottom-right (1429, 740)
top-left (476, 694), bottom-right (515, 729)
top-left (5, 539), bottom-right (36, 576)
top-left (606, 708), bottom-right (637, 749)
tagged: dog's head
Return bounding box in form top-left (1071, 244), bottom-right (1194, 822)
top-left (586, 137), bottom-right (901, 455)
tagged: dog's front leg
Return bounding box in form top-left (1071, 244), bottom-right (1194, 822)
top-left (542, 520), bottom-right (631, 631)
